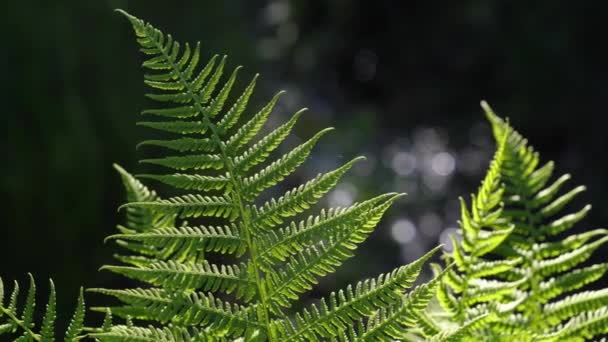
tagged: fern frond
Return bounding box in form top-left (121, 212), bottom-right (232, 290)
top-left (0, 276), bottom-right (86, 341)
top-left (463, 278), bottom-right (526, 306)
top-left (216, 74), bottom-right (258, 132)
top-left (436, 279), bottom-right (459, 316)
top-left (539, 204), bottom-right (593, 237)
top-left (413, 310), bottom-right (443, 339)
top-left (96, 10), bottom-right (443, 341)
top-left (22, 274), bottom-right (36, 330)
top-left (437, 101), bottom-right (608, 340)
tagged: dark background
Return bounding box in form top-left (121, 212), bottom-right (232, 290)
top-left (3, 0), bottom-right (608, 328)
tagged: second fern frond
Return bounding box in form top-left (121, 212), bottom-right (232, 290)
top-left (434, 102), bottom-right (608, 341)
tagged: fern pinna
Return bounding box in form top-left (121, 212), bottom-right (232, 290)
top-left (89, 10), bottom-right (450, 341)
top-left (0, 274), bottom-right (86, 341)
top-left (436, 102), bottom-right (608, 341)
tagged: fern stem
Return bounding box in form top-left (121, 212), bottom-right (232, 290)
top-left (152, 38), bottom-right (274, 340)
top-left (0, 307), bottom-right (41, 341)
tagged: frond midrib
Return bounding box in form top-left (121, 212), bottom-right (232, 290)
top-left (145, 28), bottom-right (274, 338)
top-left (502, 132), bottom-right (551, 329)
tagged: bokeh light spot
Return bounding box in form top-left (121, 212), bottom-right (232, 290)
top-left (328, 183), bottom-right (357, 207)
top-left (391, 151), bottom-right (417, 176)
top-left (391, 218), bottom-right (417, 244)
top-left (431, 152), bottom-right (455, 176)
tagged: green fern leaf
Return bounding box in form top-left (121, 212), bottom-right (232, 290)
top-left (436, 101), bottom-right (608, 340)
top-left (94, 10), bottom-right (445, 341)
top-left (0, 276), bottom-right (84, 341)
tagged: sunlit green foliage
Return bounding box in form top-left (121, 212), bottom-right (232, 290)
top-left (5, 7), bottom-right (608, 342)
top-left (88, 10), bottom-right (448, 341)
top-left (435, 102), bottom-right (608, 341)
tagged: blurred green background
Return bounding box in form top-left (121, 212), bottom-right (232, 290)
top-left (3, 0), bottom-right (608, 327)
